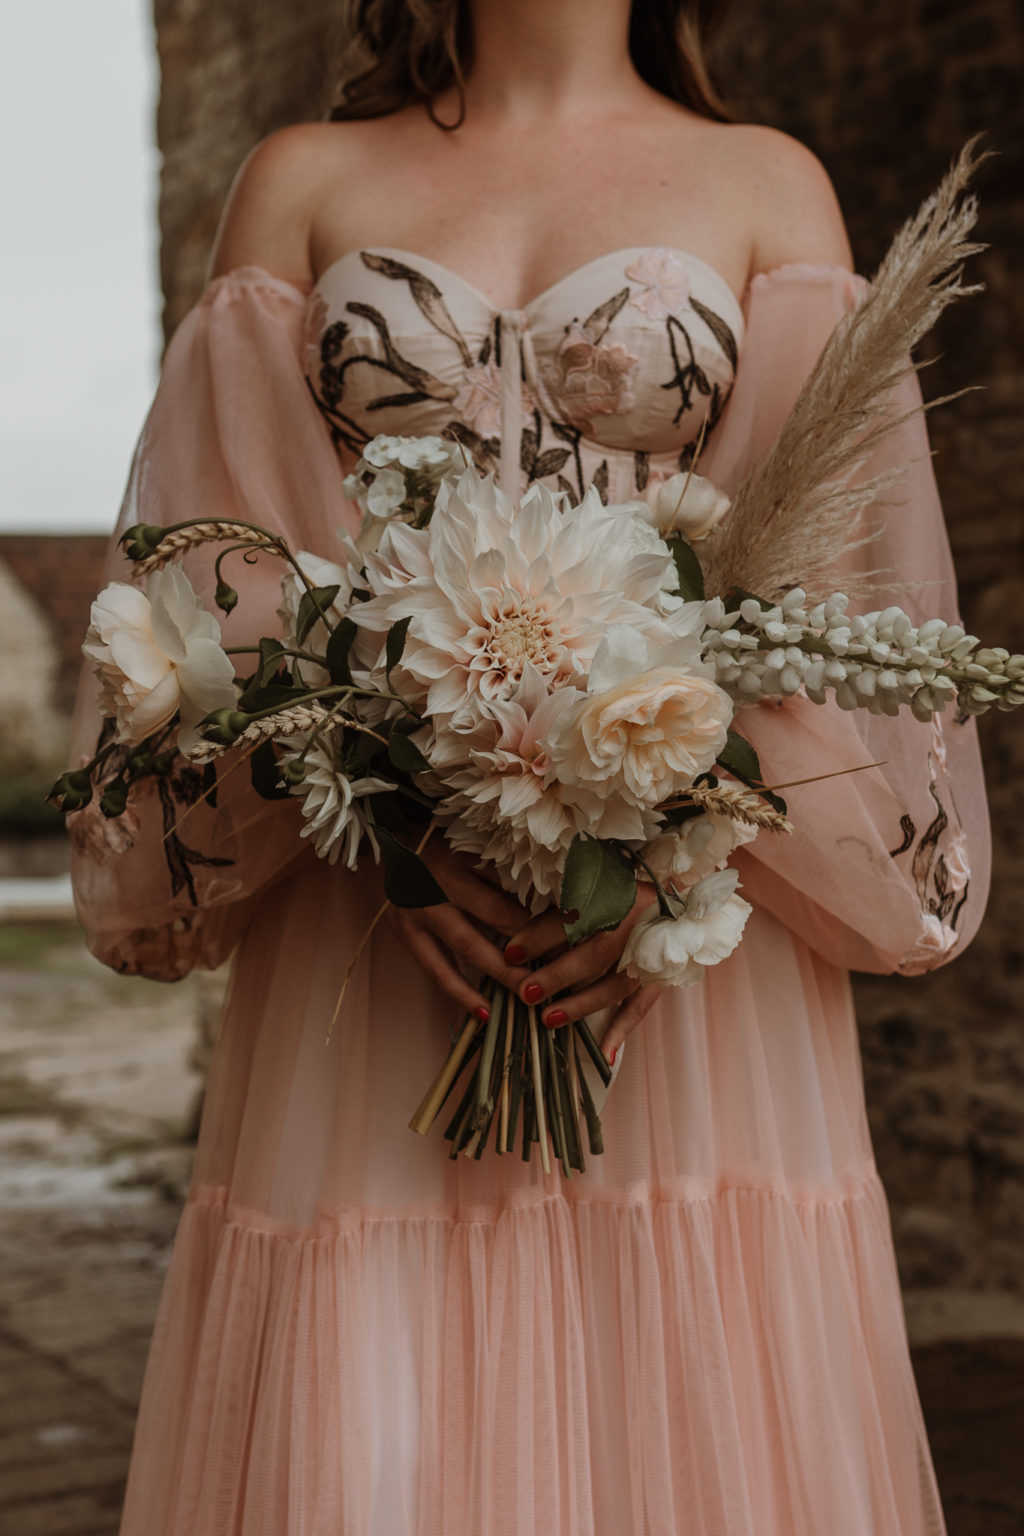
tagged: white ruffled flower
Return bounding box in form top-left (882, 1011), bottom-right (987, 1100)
top-left (642, 811), bottom-right (758, 889)
top-left (82, 566), bottom-right (236, 750)
top-left (542, 624), bottom-right (733, 810)
top-left (641, 472), bottom-right (731, 541)
top-left (354, 465), bottom-right (691, 727)
top-left (620, 869), bottom-right (751, 987)
top-left (426, 664), bottom-right (658, 911)
top-left (277, 550), bottom-right (355, 687)
top-left (281, 732), bottom-right (392, 869)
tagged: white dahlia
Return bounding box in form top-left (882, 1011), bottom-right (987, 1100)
top-left (353, 465), bottom-right (690, 727)
top-left (426, 664), bottom-right (657, 911)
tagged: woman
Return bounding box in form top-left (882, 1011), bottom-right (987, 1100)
top-left (70, 1), bottom-right (990, 1532)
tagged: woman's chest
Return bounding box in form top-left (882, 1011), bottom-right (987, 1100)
top-left (302, 245), bottom-right (745, 503)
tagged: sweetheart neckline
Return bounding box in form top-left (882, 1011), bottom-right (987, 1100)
top-left (311, 244), bottom-right (747, 336)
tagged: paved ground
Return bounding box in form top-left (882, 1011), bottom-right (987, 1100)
top-left (0, 920), bottom-right (1021, 1536)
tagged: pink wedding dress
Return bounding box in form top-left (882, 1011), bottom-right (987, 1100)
top-left (70, 245), bottom-right (991, 1536)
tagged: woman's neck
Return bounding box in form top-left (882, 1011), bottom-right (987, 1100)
top-left (460, 0), bottom-right (642, 123)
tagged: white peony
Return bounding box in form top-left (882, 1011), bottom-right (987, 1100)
top-left (620, 869), bottom-right (751, 987)
top-left (640, 471), bottom-right (731, 541)
top-left (641, 812), bottom-right (758, 889)
top-left (425, 664), bottom-right (658, 911)
top-left (82, 566), bottom-right (236, 750)
top-left (543, 624), bottom-right (733, 809)
top-left (281, 732), bottom-right (392, 869)
top-left (277, 550), bottom-right (355, 686)
top-left (353, 465), bottom-right (692, 727)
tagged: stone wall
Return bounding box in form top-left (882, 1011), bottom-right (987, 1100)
top-left (151, 0), bottom-right (1024, 1336)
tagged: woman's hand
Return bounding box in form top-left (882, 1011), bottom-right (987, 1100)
top-left (387, 839), bottom-right (533, 1018)
top-left (502, 883), bottom-right (665, 1061)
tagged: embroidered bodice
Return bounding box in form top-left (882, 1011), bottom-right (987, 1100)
top-left (303, 246), bottom-right (744, 503)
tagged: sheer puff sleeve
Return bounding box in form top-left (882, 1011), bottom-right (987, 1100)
top-left (69, 267), bottom-right (358, 981)
top-left (701, 263), bottom-right (991, 976)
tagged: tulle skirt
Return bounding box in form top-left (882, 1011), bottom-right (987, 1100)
top-left (118, 858), bottom-right (946, 1536)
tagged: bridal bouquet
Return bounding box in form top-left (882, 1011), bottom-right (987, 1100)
top-left (53, 142), bottom-right (1021, 1174)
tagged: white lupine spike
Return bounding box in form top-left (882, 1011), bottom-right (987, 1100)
top-left (835, 681), bottom-right (859, 710)
top-left (781, 588), bottom-right (806, 612)
top-left (856, 670), bottom-right (877, 696)
top-left (739, 598), bottom-right (762, 625)
top-left (918, 618), bottom-right (946, 642)
top-left (779, 665), bottom-right (803, 694)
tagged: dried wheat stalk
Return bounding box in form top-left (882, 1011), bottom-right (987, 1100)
top-left (701, 138), bottom-right (988, 604)
top-left (186, 702), bottom-right (334, 761)
top-left (687, 782), bottom-right (794, 833)
top-left (132, 522), bottom-right (277, 575)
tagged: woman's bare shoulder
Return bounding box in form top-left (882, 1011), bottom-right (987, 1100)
top-left (697, 121), bottom-right (854, 279)
top-left (206, 119), bottom-right (397, 287)
top-left (727, 123), bottom-right (854, 277)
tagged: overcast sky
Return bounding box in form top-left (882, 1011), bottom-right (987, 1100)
top-left (0, 1), bottom-right (159, 533)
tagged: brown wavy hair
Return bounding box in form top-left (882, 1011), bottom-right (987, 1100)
top-left (329, 0), bottom-right (735, 131)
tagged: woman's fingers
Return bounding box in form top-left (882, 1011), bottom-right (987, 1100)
top-left (421, 848), bottom-right (531, 939)
top-left (537, 968), bottom-right (638, 1030)
top-left (515, 928), bottom-right (624, 1007)
top-left (503, 907), bottom-right (570, 964)
top-left (598, 985), bottom-right (663, 1062)
top-left (424, 905), bottom-right (530, 992)
top-left (393, 917), bottom-right (492, 1017)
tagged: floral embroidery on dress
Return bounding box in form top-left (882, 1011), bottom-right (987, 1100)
top-left (452, 361), bottom-right (536, 439)
top-left (541, 324), bottom-right (639, 435)
top-left (626, 249), bottom-right (692, 320)
top-left (302, 290), bottom-right (331, 381)
top-left (891, 718), bottom-right (971, 974)
top-left (305, 247), bottom-right (739, 499)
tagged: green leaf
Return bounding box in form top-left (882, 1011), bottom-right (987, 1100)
top-left (326, 616), bottom-right (358, 686)
top-left (375, 826), bottom-right (447, 907)
top-left (716, 730), bottom-right (763, 787)
top-left (250, 741), bottom-right (291, 800)
top-left (668, 535), bottom-right (705, 601)
top-left (387, 730), bottom-right (430, 775)
top-left (385, 615), bottom-right (412, 682)
top-left (763, 789), bottom-right (788, 816)
top-left (295, 583), bottom-right (341, 645)
top-left (559, 835), bottom-right (637, 946)
top-left (257, 636), bottom-right (287, 686)
top-left (238, 681), bottom-right (301, 715)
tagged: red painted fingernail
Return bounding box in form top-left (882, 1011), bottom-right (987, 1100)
top-left (609, 1047), bottom-right (618, 1065)
top-left (523, 982), bottom-right (543, 1004)
top-left (544, 1009), bottom-right (568, 1028)
top-left (505, 944), bottom-right (526, 964)
top-left (474, 1005), bottom-right (490, 1023)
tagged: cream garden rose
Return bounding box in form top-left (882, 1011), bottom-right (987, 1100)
top-left (82, 566), bottom-right (236, 750)
top-left (641, 471), bottom-right (731, 541)
top-left (544, 625), bottom-right (733, 810)
top-left (620, 869), bottom-right (752, 987)
top-left (642, 811), bottom-right (757, 889)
